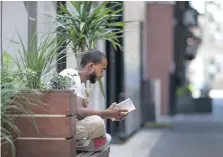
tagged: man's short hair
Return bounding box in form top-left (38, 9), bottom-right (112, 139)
top-left (80, 49), bottom-right (106, 67)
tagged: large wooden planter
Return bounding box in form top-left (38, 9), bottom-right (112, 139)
top-left (1, 139), bottom-right (16, 157)
top-left (8, 90), bottom-right (77, 157)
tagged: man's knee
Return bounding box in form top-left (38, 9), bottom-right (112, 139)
top-left (88, 115), bottom-right (106, 138)
top-left (89, 115), bottom-right (105, 130)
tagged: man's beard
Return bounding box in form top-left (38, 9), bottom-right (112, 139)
top-left (89, 72), bottom-right (98, 84)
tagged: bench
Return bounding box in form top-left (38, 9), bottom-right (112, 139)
top-left (5, 90), bottom-right (110, 157)
top-left (76, 146), bottom-right (110, 157)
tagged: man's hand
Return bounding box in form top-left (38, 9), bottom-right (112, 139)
top-left (98, 102), bottom-right (127, 119)
top-left (107, 102), bottom-right (128, 121)
top-left (112, 112), bottom-right (129, 121)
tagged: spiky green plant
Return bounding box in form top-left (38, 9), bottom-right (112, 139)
top-left (1, 52), bottom-right (18, 157)
top-left (1, 28), bottom-right (67, 157)
top-left (55, 1), bottom-right (127, 96)
top-left (10, 31), bottom-right (67, 90)
top-left (57, 1), bottom-right (125, 53)
top-left (1, 52), bottom-right (39, 157)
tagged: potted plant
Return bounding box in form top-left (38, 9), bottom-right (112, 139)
top-left (1, 52), bottom-right (18, 157)
top-left (55, 1), bottom-right (127, 96)
top-left (1, 52), bottom-right (36, 157)
top-left (2, 2), bottom-right (127, 156)
top-left (5, 31), bottom-right (78, 157)
top-left (7, 30), bottom-right (78, 112)
top-left (176, 84), bottom-right (195, 113)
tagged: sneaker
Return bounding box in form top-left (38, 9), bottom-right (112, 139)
top-left (77, 133), bottom-right (112, 152)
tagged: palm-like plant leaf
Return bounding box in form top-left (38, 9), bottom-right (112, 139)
top-left (56, 1), bottom-right (129, 96)
top-left (1, 52), bottom-right (40, 157)
top-left (56, 1), bottom-right (128, 53)
top-left (10, 30), bottom-right (67, 89)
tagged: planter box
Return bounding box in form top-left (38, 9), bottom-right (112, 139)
top-left (194, 97), bottom-right (212, 113)
top-left (15, 138), bottom-right (76, 157)
top-left (10, 90), bottom-right (76, 116)
top-left (8, 90), bottom-right (77, 138)
top-left (176, 96), bottom-right (212, 114)
top-left (7, 90), bottom-right (77, 157)
top-left (13, 115), bottom-right (76, 138)
top-left (176, 95), bottom-right (195, 113)
top-left (1, 139), bottom-right (16, 157)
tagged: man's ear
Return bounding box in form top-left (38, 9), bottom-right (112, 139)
top-left (88, 62), bottom-right (94, 71)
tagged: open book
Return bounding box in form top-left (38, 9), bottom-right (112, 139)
top-left (111, 98), bottom-right (136, 121)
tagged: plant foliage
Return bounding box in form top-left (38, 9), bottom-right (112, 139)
top-left (55, 1), bottom-right (127, 97)
top-left (56, 1), bottom-right (126, 54)
top-left (10, 31), bottom-right (67, 90)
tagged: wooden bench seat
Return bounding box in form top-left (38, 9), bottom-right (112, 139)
top-left (76, 146), bottom-right (110, 157)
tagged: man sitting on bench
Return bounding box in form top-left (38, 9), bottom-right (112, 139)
top-left (59, 49), bottom-right (128, 152)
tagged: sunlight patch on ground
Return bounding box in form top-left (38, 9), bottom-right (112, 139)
top-left (110, 130), bottom-right (163, 157)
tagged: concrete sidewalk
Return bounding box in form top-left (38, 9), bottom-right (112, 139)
top-left (110, 114), bottom-right (223, 157)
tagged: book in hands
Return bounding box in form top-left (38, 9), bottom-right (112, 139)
top-left (111, 98), bottom-right (136, 121)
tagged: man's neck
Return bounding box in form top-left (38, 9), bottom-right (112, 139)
top-left (78, 70), bottom-right (88, 83)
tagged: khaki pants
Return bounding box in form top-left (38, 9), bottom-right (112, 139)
top-left (76, 115), bottom-right (106, 140)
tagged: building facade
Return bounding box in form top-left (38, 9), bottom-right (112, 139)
top-left (1, 1), bottom-right (183, 140)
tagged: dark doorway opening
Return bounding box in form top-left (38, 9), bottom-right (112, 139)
top-left (105, 1), bottom-right (124, 139)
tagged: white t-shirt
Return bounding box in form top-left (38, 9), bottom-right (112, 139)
top-left (59, 69), bottom-right (86, 99)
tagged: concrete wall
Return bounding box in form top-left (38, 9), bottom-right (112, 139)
top-left (37, 1), bottom-right (57, 83)
top-left (2, 1), bottom-right (57, 80)
top-left (123, 1), bottom-right (146, 135)
top-left (145, 3), bottom-right (174, 115)
top-left (2, 1), bottom-right (28, 59)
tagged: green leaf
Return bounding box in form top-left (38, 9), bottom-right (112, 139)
top-left (53, 1), bottom-right (132, 96)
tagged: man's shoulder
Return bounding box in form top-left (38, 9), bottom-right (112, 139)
top-left (59, 68), bottom-right (79, 76)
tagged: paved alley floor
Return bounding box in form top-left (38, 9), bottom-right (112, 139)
top-left (110, 114), bottom-right (223, 157)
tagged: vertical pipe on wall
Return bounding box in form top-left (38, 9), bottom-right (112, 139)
top-left (27, 1), bottom-right (37, 51)
top-left (56, 1), bottom-right (67, 72)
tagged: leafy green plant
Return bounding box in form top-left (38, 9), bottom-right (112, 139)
top-left (49, 72), bottom-right (76, 89)
top-left (56, 1), bottom-right (126, 53)
top-left (10, 31), bottom-right (67, 90)
top-left (1, 52), bottom-right (18, 157)
top-left (55, 1), bottom-right (127, 96)
top-left (176, 84), bottom-right (193, 97)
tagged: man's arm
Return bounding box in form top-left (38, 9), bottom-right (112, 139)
top-left (76, 96), bottom-right (128, 120)
top-left (76, 96), bottom-right (106, 120)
